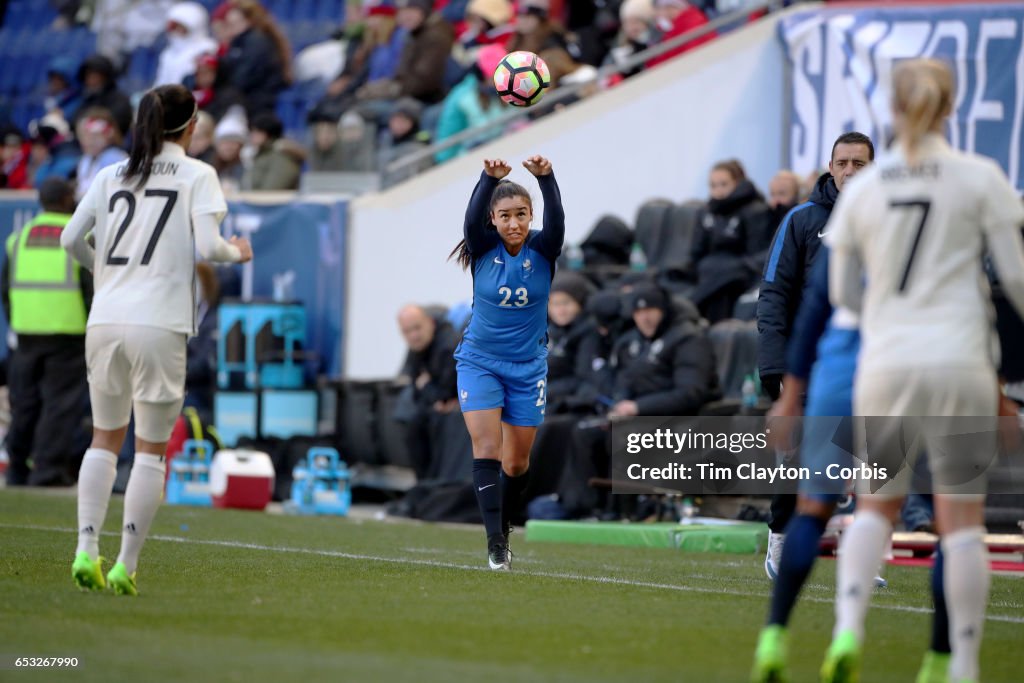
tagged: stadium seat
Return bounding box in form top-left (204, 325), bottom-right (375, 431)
top-left (633, 198), bottom-right (675, 269)
top-left (707, 318), bottom-right (759, 402)
top-left (661, 201), bottom-right (703, 272)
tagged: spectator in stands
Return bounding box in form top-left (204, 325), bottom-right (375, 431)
top-left (43, 57), bottom-right (83, 123)
top-left (306, 109), bottom-right (378, 173)
top-left (187, 111), bottom-right (217, 163)
top-left (184, 262), bottom-right (220, 419)
top-left (315, 0), bottom-right (408, 122)
top-left (73, 108), bottom-right (128, 200)
top-left (605, 0), bottom-right (657, 79)
top-left (572, 289), bottom-right (628, 410)
top-left (459, 0), bottom-right (515, 50)
top-left (767, 169), bottom-right (800, 227)
top-left (379, 98), bottom-right (434, 185)
top-left (3, 178), bottom-right (91, 486)
top-left (580, 215), bottom-right (633, 268)
top-left (211, 113), bottom-right (248, 193)
top-left (646, 0), bottom-right (714, 68)
top-left (690, 159), bottom-right (774, 323)
top-left (355, 0), bottom-right (456, 120)
top-left (153, 2), bottom-right (219, 88)
top-left (28, 114), bottom-right (80, 187)
top-left (546, 272), bottom-right (597, 414)
top-left (396, 304), bottom-right (463, 481)
top-left (1, 126), bottom-right (32, 189)
top-left (209, 0), bottom-right (235, 51)
top-left (220, 0), bottom-right (293, 118)
top-left (74, 55), bottom-right (134, 139)
top-left (243, 112), bottom-right (304, 191)
top-left (90, 0), bottom-right (174, 70)
top-left (51, 0), bottom-right (85, 29)
top-left (559, 282), bottom-right (719, 516)
top-left (564, 0), bottom-right (621, 67)
top-left (506, 0), bottom-right (576, 85)
top-left (434, 44), bottom-right (506, 163)
top-left (187, 54), bottom-right (246, 123)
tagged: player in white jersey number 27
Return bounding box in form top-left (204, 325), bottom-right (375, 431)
top-left (820, 59), bottom-right (1024, 683)
top-left (61, 84), bottom-right (253, 596)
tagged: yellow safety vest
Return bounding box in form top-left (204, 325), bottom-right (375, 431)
top-left (5, 212), bottom-right (87, 335)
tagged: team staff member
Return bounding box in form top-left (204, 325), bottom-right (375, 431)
top-left (63, 84), bottom-right (252, 596)
top-left (3, 178), bottom-right (91, 487)
top-left (449, 155), bottom-right (564, 570)
top-left (756, 131), bottom-right (874, 579)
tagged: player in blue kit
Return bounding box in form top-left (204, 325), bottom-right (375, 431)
top-left (449, 156), bottom-right (564, 570)
top-left (751, 248), bottom-right (952, 683)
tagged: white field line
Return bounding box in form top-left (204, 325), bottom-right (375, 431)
top-left (5, 522), bottom-right (1023, 624)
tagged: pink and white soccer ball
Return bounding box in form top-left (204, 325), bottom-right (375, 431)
top-left (492, 51), bottom-right (552, 107)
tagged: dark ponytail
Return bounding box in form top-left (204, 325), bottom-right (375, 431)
top-left (123, 84), bottom-right (196, 190)
top-left (450, 180), bottom-right (533, 271)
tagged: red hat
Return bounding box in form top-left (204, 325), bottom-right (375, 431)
top-left (364, 0), bottom-right (397, 17)
top-left (211, 1), bottom-right (233, 22)
top-left (197, 53), bottom-right (219, 70)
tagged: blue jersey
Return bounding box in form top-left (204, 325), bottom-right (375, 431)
top-left (459, 172), bottom-right (565, 362)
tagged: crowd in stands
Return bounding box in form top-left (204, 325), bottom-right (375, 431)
top-left (396, 158), bottom-right (814, 520)
top-left (0, 0), bottom-right (784, 192)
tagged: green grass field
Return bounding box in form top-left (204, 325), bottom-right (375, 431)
top-left (1, 488), bottom-right (1022, 683)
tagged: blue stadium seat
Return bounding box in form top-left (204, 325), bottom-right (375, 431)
top-left (292, 0), bottom-right (318, 23)
top-left (315, 0), bottom-right (344, 24)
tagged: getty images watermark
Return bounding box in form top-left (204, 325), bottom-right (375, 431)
top-left (609, 415), bottom-right (1024, 496)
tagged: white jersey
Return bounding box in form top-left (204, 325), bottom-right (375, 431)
top-left (826, 134), bottom-right (1024, 372)
top-left (70, 142), bottom-right (227, 335)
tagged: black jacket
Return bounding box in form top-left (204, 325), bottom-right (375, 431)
top-left (757, 172), bottom-right (838, 379)
top-left (610, 307), bottom-right (720, 415)
top-left (581, 215), bottom-right (632, 267)
top-left (400, 320), bottom-right (460, 407)
top-left (185, 303), bottom-right (218, 415)
top-left (546, 315), bottom-right (597, 412)
top-left (222, 28), bottom-right (288, 118)
top-left (690, 180), bottom-right (775, 304)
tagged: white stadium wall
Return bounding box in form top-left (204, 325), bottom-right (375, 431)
top-left (343, 5), bottom-right (797, 379)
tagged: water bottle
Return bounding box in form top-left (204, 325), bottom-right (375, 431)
top-left (680, 496), bottom-right (697, 524)
top-left (630, 242), bottom-right (647, 271)
top-left (566, 242), bottom-right (584, 270)
top-left (742, 374), bottom-right (758, 411)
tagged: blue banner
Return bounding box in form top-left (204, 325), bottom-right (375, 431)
top-left (779, 3), bottom-right (1024, 190)
top-left (0, 195), bottom-right (347, 376)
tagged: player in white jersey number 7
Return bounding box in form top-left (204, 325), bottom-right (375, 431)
top-left (821, 59), bottom-right (1024, 683)
top-left (61, 84), bottom-right (252, 596)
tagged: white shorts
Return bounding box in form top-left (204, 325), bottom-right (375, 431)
top-left (853, 366), bottom-right (998, 498)
top-left (86, 324), bottom-right (187, 443)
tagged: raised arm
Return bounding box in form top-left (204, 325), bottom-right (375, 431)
top-left (523, 155), bottom-right (564, 262)
top-left (462, 160), bottom-right (505, 257)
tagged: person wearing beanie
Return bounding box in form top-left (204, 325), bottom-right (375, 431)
top-left (243, 112), bottom-right (305, 191)
top-left (605, 0), bottom-right (658, 79)
top-left (211, 112), bottom-right (249, 192)
top-left (433, 43), bottom-right (505, 164)
top-left (506, 0), bottom-right (576, 85)
top-left (557, 280), bottom-right (719, 518)
top-left (462, 0), bottom-right (514, 49)
top-left (74, 54), bottom-right (133, 137)
top-left (379, 97), bottom-right (434, 185)
top-left (153, 2), bottom-right (219, 88)
top-left (546, 273), bottom-right (597, 414)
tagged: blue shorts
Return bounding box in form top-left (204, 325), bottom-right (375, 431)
top-left (455, 345), bottom-right (547, 427)
top-left (799, 328), bottom-right (857, 502)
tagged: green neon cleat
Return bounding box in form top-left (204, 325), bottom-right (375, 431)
top-left (72, 552), bottom-right (106, 591)
top-left (106, 562), bottom-right (138, 596)
top-left (914, 650), bottom-right (950, 683)
top-left (821, 629), bottom-right (861, 683)
top-left (751, 624), bottom-right (789, 683)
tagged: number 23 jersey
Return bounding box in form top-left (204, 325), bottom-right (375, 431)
top-left (76, 142), bottom-right (227, 335)
top-left (462, 235), bottom-right (554, 362)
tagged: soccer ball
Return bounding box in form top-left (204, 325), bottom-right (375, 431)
top-left (492, 51), bottom-right (551, 107)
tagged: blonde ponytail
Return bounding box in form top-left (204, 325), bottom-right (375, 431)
top-left (892, 59), bottom-right (954, 163)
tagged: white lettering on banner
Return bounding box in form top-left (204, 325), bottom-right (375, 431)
top-left (921, 20), bottom-right (969, 151)
top-left (790, 16), bottom-right (824, 173)
top-left (783, 7), bottom-right (1024, 190)
top-left (967, 20), bottom-right (1016, 155)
